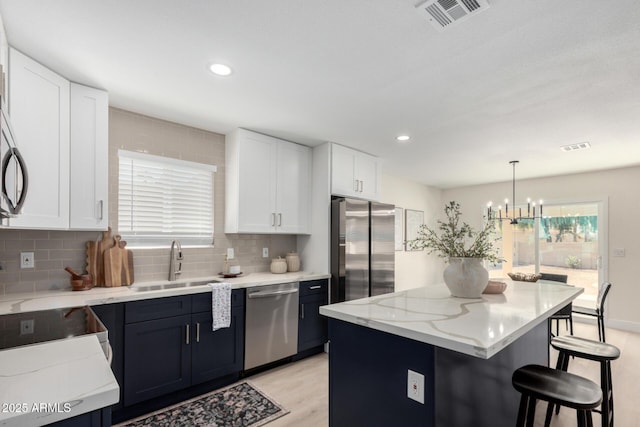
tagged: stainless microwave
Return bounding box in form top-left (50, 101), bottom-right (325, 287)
top-left (0, 100), bottom-right (28, 220)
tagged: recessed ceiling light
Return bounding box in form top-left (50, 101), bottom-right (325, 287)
top-left (209, 63), bottom-right (233, 77)
top-left (396, 135), bottom-right (411, 142)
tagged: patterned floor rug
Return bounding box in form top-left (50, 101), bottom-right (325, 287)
top-left (116, 381), bottom-right (289, 427)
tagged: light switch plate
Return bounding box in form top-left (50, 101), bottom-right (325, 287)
top-left (613, 248), bottom-right (625, 257)
top-left (227, 248), bottom-right (235, 259)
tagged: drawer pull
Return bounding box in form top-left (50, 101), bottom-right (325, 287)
top-left (301, 303), bottom-right (305, 319)
top-left (196, 322), bottom-right (200, 343)
top-left (186, 324), bottom-right (190, 345)
top-left (309, 285), bottom-right (322, 290)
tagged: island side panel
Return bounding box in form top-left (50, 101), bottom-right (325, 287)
top-left (328, 319), bottom-right (435, 427)
top-left (434, 320), bottom-right (549, 427)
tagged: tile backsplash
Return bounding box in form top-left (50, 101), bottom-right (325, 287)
top-left (0, 108), bottom-right (298, 294)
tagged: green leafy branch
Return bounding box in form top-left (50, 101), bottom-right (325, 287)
top-left (408, 201), bottom-right (504, 264)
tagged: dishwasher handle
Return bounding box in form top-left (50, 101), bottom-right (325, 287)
top-left (247, 288), bottom-right (299, 299)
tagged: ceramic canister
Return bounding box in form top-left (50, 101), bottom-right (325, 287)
top-left (285, 252), bottom-right (300, 272)
top-left (270, 257), bottom-right (287, 274)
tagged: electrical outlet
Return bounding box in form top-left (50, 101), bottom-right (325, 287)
top-left (262, 247), bottom-right (269, 258)
top-left (20, 252), bottom-right (35, 269)
top-left (227, 248), bottom-right (235, 259)
top-left (407, 369), bottom-right (425, 404)
top-left (20, 319), bottom-right (34, 335)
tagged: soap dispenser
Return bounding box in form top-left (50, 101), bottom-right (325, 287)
top-left (222, 255), bottom-right (229, 274)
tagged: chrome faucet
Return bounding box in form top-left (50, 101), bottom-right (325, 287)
top-left (168, 240), bottom-right (183, 281)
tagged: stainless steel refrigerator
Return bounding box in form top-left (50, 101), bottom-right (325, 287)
top-left (330, 198), bottom-right (395, 303)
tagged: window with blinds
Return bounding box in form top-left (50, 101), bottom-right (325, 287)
top-left (118, 150), bottom-right (217, 247)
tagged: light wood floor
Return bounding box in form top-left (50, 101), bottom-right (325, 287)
top-left (247, 322), bottom-right (640, 427)
top-left (249, 352), bottom-right (328, 427)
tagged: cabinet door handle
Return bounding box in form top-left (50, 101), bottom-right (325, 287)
top-left (278, 213), bottom-right (282, 226)
top-left (359, 180), bottom-right (364, 192)
top-left (186, 324), bottom-right (190, 345)
top-left (271, 213), bottom-right (276, 226)
top-left (309, 285), bottom-right (322, 290)
top-left (301, 303), bottom-right (305, 319)
top-left (196, 322), bottom-right (200, 343)
top-left (98, 200), bottom-right (104, 220)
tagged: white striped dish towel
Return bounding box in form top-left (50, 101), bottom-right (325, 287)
top-left (210, 282), bottom-right (231, 331)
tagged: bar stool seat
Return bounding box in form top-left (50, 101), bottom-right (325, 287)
top-left (546, 335), bottom-right (620, 427)
top-left (513, 364), bottom-right (602, 427)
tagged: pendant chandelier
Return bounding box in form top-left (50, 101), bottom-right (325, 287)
top-left (487, 160), bottom-right (543, 225)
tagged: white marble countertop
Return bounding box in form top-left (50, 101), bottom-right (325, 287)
top-left (0, 335), bottom-right (119, 427)
top-left (0, 271), bottom-right (330, 315)
top-left (319, 280), bottom-right (583, 359)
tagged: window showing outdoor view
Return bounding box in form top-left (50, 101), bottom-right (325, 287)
top-left (488, 203), bottom-right (600, 303)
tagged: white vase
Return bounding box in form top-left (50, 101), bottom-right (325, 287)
top-left (443, 257), bottom-right (489, 298)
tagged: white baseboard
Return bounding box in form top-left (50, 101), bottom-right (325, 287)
top-left (607, 318), bottom-right (640, 334)
top-left (573, 314), bottom-right (640, 333)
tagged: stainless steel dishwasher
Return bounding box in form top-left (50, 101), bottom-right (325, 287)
top-left (245, 282), bottom-right (299, 370)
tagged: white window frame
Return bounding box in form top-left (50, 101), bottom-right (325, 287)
top-left (118, 149), bottom-right (217, 247)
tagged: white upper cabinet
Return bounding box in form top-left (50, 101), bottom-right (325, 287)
top-left (226, 129), bottom-right (311, 234)
top-left (69, 83), bottom-right (109, 230)
top-left (330, 144), bottom-right (381, 201)
top-left (8, 48), bottom-right (108, 230)
top-left (8, 48), bottom-right (70, 229)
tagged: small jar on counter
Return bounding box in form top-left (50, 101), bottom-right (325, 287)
top-left (285, 252), bottom-right (300, 272)
top-left (270, 257), bottom-right (287, 274)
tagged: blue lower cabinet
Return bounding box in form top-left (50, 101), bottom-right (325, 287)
top-left (191, 304), bottom-right (244, 385)
top-left (122, 291), bottom-right (245, 407)
top-left (298, 280), bottom-right (328, 353)
top-left (90, 303), bottom-right (124, 412)
top-left (48, 407), bottom-right (111, 427)
top-left (124, 314), bottom-right (192, 406)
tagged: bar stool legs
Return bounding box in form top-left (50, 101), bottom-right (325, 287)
top-left (513, 364), bottom-right (602, 427)
top-left (545, 335), bottom-right (620, 427)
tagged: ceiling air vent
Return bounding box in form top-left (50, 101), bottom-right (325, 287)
top-left (560, 142), bottom-right (592, 152)
top-left (416, 0), bottom-right (490, 31)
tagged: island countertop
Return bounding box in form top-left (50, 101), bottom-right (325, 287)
top-left (0, 335), bottom-right (118, 426)
top-left (319, 280), bottom-right (583, 359)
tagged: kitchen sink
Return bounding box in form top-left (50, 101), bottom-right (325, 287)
top-left (131, 280), bottom-right (218, 292)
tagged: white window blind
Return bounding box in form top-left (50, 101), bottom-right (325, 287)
top-left (118, 150), bottom-right (217, 247)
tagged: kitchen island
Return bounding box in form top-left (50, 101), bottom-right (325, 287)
top-left (319, 280), bottom-right (583, 427)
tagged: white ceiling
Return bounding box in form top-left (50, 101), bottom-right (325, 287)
top-left (1, 0), bottom-right (639, 188)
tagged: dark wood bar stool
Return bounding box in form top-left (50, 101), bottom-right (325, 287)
top-left (545, 335), bottom-right (620, 427)
top-left (513, 364), bottom-right (602, 427)
top-left (540, 273), bottom-right (573, 336)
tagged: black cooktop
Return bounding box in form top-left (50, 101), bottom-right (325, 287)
top-left (0, 306), bottom-right (106, 351)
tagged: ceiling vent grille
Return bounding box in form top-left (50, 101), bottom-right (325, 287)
top-left (416, 0), bottom-right (490, 31)
top-left (560, 142), bottom-right (592, 152)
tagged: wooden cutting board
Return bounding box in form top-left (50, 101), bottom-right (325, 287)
top-left (120, 238), bottom-right (135, 285)
top-left (104, 235), bottom-right (134, 287)
top-left (86, 227), bottom-right (116, 286)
